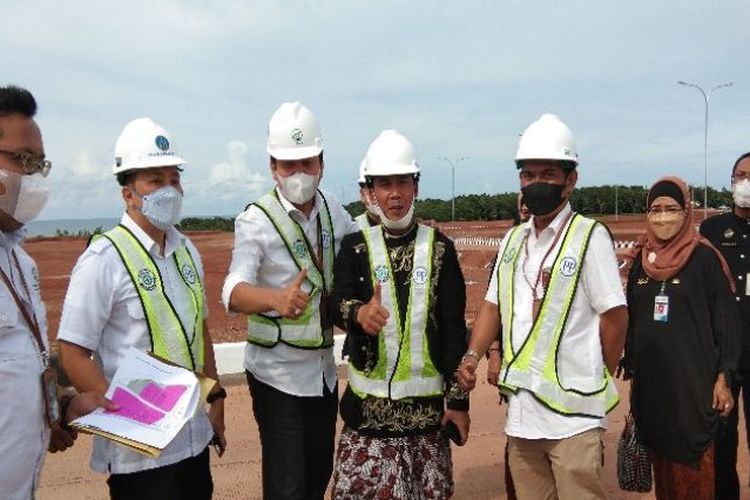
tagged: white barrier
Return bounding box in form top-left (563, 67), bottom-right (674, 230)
top-left (214, 334), bottom-right (348, 376)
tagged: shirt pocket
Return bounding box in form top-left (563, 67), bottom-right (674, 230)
top-left (125, 299), bottom-right (146, 321)
top-left (0, 294), bottom-right (19, 328)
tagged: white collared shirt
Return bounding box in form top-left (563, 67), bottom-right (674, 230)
top-left (0, 228), bottom-right (50, 499)
top-left (57, 213), bottom-right (213, 474)
top-left (222, 188), bottom-right (358, 397)
top-left (486, 203), bottom-right (626, 439)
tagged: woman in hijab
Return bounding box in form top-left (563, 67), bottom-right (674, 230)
top-left (623, 176), bottom-right (739, 499)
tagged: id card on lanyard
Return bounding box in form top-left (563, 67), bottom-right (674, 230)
top-left (653, 281), bottom-right (669, 323)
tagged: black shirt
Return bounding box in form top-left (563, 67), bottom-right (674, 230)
top-left (333, 223), bottom-right (469, 437)
top-left (700, 211), bottom-right (750, 372)
top-left (624, 245), bottom-right (740, 464)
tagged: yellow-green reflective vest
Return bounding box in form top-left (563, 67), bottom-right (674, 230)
top-left (247, 190), bottom-right (334, 349)
top-left (93, 225), bottom-right (205, 371)
top-left (355, 213), bottom-right (370, 231)
top-left (496, 214), bottom-right (619, 418)
top-left (348, 224), bottom-right (443, 399)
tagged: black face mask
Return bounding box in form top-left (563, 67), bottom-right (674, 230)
top-left (521, 182), bottom-right (566, 216)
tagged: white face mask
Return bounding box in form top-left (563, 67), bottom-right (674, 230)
top-left (278, 172), bottom-right (319, 205)
top-left (0, 170), bottom-right (49, 224)
top-left (133, 185), bottom-right (183, 231)
top-left (373, 196), bottom-right (415, 231)
top-left (733, 179), bottom-right (750, 208)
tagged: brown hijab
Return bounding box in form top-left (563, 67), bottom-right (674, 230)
top-left (629, 176), bottom-right (735, 291)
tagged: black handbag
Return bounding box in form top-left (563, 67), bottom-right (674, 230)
top-left (616, 413), bottom-right (652, 492)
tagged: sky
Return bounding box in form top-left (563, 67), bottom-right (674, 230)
top-left (2, 0), bottom-right (749, 220)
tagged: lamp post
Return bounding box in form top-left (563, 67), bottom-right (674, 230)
top-left (677, 80), bottom-right (734, 218)
top-left (438, 156), bottom-right (467, 221)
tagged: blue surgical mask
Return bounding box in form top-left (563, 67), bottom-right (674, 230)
top-left (132, 185), bottom-right (183, 230)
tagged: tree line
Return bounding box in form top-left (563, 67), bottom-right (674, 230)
top-left (175, 185), bottom-right (734, 231)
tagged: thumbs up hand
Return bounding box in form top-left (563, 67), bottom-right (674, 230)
top-left (275, 268), bottom-right (310, 319)
top-left (356, 282), bottom-right (390, 336)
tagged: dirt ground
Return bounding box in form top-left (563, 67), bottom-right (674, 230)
top-left (25, 213), bottom-right (749, 499)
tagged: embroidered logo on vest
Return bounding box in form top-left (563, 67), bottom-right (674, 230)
top-left (181, 263), bottom-right (197, 285)
top-left (374, 264), bottom-right (390, 283)
top-left (138, 268), bottom-right (157, 291)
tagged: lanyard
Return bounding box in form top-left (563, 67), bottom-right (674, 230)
top-left (0, 250), bottom-right (45, 361)
top-left (521, 211), bottom-right (574, 300)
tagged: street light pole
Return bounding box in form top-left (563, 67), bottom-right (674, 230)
top-left (438, 156), bottom-right (468, 221)
top-left (677, 80), bottom-right (734, 219)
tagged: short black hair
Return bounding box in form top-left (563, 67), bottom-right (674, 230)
top-left (0, 85), bottom-right (37, 118)
top-left (516, 159), bottom-right (577, 171)
top-left (116, 171), bottom-right (136, 187)
top-left (731, 152), bottom-right (750, 177)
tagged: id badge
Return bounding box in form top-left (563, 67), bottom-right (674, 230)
top-left (653, 295), bottom-right (669, 323)
top-left (41, 367), bottom-right (61, 426)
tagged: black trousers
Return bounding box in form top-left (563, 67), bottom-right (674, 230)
top-left (715, 370), bottom-right (750, 500)
top-left (107, 447), bottom-right (212, 500)
top-left (246, 371), bottom-right (337, 500)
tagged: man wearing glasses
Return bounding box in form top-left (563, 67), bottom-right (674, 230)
top-left (0, 85), bottom-right (113, 500)
top-left (701, 152), bottom-right (750, 500)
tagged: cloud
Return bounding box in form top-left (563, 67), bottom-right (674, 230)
top-left (182, 140), bottom-right (267, 215)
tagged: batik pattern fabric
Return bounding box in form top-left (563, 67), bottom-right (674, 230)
top-left (333, 427), bottom-right (453, 500)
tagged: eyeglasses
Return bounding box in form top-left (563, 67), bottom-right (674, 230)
top-left (647, 207), bottom-right (684, 215)
top-left (0, 150), bottom-right (52, 177)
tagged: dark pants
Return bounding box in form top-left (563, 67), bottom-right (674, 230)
top-left (107, 447), bottom-right (212, 500)
top-left (715, 371), bottom-right (750, 500)
top-left (246, 371), bottom-right (338, 500)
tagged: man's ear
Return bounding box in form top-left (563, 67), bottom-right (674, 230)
top-left (564, 169), bottom-right (578, 196)
top-left (122, 185), bottom-right (136, 209)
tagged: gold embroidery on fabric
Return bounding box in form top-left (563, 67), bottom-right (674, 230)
top-left (360, 397), bottom-right (441, 432)
top-left (340, 299), bottom-right (363, 324)
top-left (445, 380), bottom-right (469, 402)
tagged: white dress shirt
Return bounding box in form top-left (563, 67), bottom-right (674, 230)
top-left (222, 188), bottom-right (358, 397)
top-left (58, 214), bottom-right (213, 474)
top-left (0, 228), bottom-right (50, 499)
top-left (486, 203), bottom-right (626, 439)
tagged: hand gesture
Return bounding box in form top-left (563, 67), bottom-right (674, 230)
top-left (276, 269), bottom-right (310, 319)
top-left (457, 356), bottom-right (478, 392)
top-left (356, 282), bottom-right (390, 336)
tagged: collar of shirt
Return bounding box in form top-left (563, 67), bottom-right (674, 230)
top-left (119, 212), bottom-right (184, 258)
top-left (275, 186), bottom-right (322, 223)
top-left (524, 202), bottom-right (572, 247)
top-left (0, 226), bottom-right (26, 250)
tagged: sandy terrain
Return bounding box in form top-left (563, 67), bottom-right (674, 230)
top-left (25, 213), bottom-right (748, 499)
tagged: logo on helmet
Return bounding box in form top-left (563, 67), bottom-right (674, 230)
top-left (155, 135), bottom-right (170, 152)
top-left (290, 128), bottom-right (304, 146)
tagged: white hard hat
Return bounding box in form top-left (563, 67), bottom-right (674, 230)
top-left (515, 114), bottom-right (578, 167)
top-left (267, 101), bottom-right (323, 161)
top-left (357, 159), bottom-right (367, 185)
top-left (113, 117), bottom-right (185, 175)
top-left (363, 129), bottom-right (420, 178)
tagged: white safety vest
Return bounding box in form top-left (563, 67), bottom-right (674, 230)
top-left (496, 214), bottom-right (618, 417)
top-left (247, 190), bottom-right (334, 349)
top-left (94, 225), bottom-right (205, 371)
top-left (348, 224), bottom-right (443, 399)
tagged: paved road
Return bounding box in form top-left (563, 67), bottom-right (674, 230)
top-left (38, 369), bottom-right (748, 499)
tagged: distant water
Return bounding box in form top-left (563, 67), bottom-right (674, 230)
top-left (25, 218), bottom-right (121, 237)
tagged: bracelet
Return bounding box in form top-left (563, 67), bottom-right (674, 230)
top-left (462, 350), bottom-right (480, 363)
top-left (207, 387), bottom-right (227, 404)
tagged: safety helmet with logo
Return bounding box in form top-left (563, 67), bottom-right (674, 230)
top-left (515, 114), bottom-right (578, 169)
top-left (267, 101), bottom-right (323, 161)
top-left (363, 130), bottom-right (420, 183)
top-left (113, 117), bottom-right (185, 175)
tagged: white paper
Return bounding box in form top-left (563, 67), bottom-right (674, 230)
top-left (72, 347), bottom-right (199, 451)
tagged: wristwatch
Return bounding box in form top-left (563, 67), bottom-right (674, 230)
top-left (207, 387), bottom-right (227, 404)
top-left (462, 350), bottom-right (480, 362)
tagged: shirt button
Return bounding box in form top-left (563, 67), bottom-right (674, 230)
top-left (737, 297), bottom-right (742, 302)
top-left (739, 275), bottom-right (745, 280)
top-left (744, 235), bottom-right (748, 239)
top-left (742, 255), bottom-right (746, 259)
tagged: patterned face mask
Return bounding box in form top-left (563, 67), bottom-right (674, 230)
top-left (133, 185), bottom-right (183, 230)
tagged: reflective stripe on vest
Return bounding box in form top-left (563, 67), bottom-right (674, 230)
top-left (94, 225), bottom-right (205, 371)
top-left (348, 224), bottom-right (443, 399)
top-left (496, 214), bottom-right (618, 417)
top-left (355, 213), bottom-right (370, 231)
top-left (246, 190), bottom-right (334, 349)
